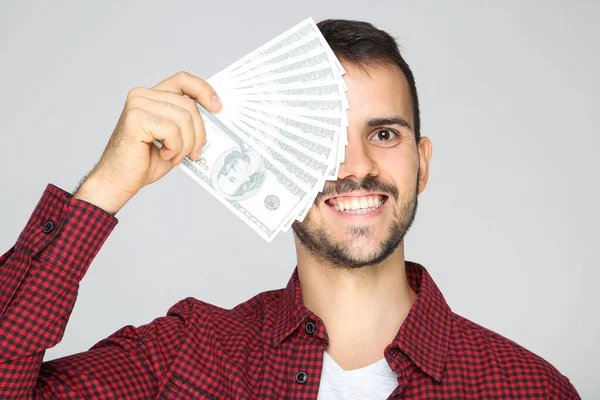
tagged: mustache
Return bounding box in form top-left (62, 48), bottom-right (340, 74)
top-left (317, 176), bottom-right (399, 203)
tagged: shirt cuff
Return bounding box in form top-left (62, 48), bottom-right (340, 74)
top-left (16, 184), bottom-right (118, 280)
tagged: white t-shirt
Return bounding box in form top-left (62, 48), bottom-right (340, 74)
top-left (317, 351), bottom-right (398, 399)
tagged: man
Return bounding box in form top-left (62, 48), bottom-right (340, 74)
top-left (0, 19), bottom-right (579, 399)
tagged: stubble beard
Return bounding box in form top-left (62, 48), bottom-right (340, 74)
top-left (292, 175), bottom-right (419, 271)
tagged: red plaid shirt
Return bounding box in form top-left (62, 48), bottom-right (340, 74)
top-left (0, 184), bottom-right (579, 399)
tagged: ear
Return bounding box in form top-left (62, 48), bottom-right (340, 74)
top-left (416, 137), bottom-right (432, 194)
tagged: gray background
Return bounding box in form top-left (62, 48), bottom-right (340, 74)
top-left (0, 0), bottom-right (597, 397)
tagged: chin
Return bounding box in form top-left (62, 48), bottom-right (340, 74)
top-left (293, 218), bottom-right (403, 269)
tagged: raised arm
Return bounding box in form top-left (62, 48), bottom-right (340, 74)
top-left (0, 72), bottom-right (222, 398)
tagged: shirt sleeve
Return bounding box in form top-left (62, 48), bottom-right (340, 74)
top-left (0, 184), bottom-right (187, 398)
top-left (549, 375), bottom-right (581, 400)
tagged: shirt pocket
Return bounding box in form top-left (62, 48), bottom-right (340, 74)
top-left (160, 375), bottom-right (219, 400)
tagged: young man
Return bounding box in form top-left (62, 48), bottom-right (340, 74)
top-left (0, 19), bottom-right (579, 399)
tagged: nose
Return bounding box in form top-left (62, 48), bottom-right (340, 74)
top-left (337, 135), bottom-right (378, 181)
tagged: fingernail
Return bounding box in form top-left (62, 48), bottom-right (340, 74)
top-left (193, 148), bottom-right (202, 159)
top-left (211, 95), bottom-right (222, 108)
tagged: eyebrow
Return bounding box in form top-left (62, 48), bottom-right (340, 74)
top-left (366, 116), bottom-right (413, 131)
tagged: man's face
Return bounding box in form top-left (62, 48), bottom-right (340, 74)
top-left (292, 62), bottom-right (428, 268)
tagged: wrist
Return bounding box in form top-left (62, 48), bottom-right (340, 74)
top-left (73, 172), bottom-right (136, 215)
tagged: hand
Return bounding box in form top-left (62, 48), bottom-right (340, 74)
top-left (74, 71), bottom-right (222, 214)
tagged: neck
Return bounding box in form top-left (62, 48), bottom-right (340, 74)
top-left (294, 238), bottom-right (417, 369)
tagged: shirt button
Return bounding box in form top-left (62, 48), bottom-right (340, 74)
top-left (295, 371), bottom-right (308, 384)
top-left (305, 320), bottom-right (316, 334)
top-left (43, 221), bottom-right (55, 234)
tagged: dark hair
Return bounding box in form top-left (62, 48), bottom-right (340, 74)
top-left (317, 19), bottom-right (421, 142)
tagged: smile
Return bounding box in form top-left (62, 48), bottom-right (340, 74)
top-left (325, 194), bottom-right (388, 214)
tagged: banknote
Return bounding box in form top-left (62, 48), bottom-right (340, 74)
top-left (230, 65), bottom-right (340, 90)
top-left (238, 108), bottom-right (337, 148)
top-left (239, 84), bottom-right (349, 110)
top-left (223, 17), bottom-right (344, 77)
top-left (173, 17), bottom-right (348, 241)
top-left (179, 106), bottom-right (309, 241)
top-left (237, 82), bottom-right (343, 97)
top-left (223, 19), bottom-right (318, 75)
top-left (235, 50), bottom-right (334, 84)
top-left (227, 118), bottom-right (321, 192)
top-left (237, 107), bottom-right (345, 168)
top-left (230, 114), bottom-right (330, 179)
top-left (230, 36), bottom-right (326, 78)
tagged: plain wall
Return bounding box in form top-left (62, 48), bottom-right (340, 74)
top-left (0, 0), bottom-right (597, 397)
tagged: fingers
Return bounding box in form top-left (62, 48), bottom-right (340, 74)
top-left (121, 71), bottom-right (220, 165)
top-left (152, 71), bottom-right (222, 114)
top-left (126, 94), bottom-right (198, 164)
top-left (127, 87), bottom-right (206, 160)
top-left (124, 108), bottom-right (183, 163)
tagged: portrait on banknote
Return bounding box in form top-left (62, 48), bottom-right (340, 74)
top-left (211, 145), bottom-right (266, 200)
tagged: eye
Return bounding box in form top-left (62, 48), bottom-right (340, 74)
top-left (370, 129), bottom-right (399, 143)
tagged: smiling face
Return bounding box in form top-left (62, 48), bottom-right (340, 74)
top-left (292, 62), bottom-right (431, 269)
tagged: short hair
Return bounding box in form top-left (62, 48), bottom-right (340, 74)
top-left (317, 19), bottom-right (421, 142)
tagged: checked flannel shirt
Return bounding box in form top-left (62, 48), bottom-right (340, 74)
top-left (0, 184), bottom-right (580, 399)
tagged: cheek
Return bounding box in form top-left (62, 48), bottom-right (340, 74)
top-left (374, 149), bottom-right (418, 184)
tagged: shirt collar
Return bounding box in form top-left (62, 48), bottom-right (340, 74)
top-left (270, 261), bottom-right (453, 382)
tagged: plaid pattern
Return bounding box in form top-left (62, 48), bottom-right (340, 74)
top-left (0, 184), bottom-right (580, 399)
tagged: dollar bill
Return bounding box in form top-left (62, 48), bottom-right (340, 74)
top-left (179, 105), bottom-right (309, 241)
top-left (235, 50), bottom-right (333, 84)
top-left (224, 19), bottom-right (318, 75)
top-left (240, 109), bottom-right (339, 163)
top-left (231, 65), bottom-right (340, 90)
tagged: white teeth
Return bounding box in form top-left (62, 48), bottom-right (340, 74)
top-left (329, 195), bottom-right (385, 213)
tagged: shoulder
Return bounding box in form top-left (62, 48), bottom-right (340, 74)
top-left (447, 313), bottom-right (579, 398)
top-left (166, 288), bottom-right (285, 338)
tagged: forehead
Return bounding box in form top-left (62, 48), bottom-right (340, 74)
top-left (342, 62), bottom-right (413, 127)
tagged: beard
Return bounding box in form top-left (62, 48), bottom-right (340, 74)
top-left (292, 172), bottom-right (419, 270)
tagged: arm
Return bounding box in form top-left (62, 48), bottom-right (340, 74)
top-left (0, 185), bottom-right (189, 398)
top-left (0, 71), bottom-right (221, 398)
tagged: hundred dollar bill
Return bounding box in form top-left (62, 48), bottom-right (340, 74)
top-left (237, 82), bottom-right (342, 97)
top-left (230, 65), bottom-right (341, 90)
top-left (227, 117), bottom-right (325, 232)
top-left (235, 112), bottom-right (333, 168)
top-left (244, 107), bottom-right (345, 133)
top-left (238, 106), bottom-right (346, 168)
top-left (235, 50), bottom-right (333, 84)
top-left (208, 69), bottom-right (346, 115)
top-left (237, 109), bottom-right (335, 161)
top-left (223, 18), bottom-right (318, 75)
top-left (237, 106), bottom-right (347, 167)
top-left (224, 17), bottom-right (344, 77)
top-left (227, 118), bottom-right (321, 192)
top-left (231, 35), bottom-right (326, 78)
top-left (239, 83), bottom-right (349, 109)
top-left (240, 97), bottom-right (345, 117)
top-left (178, 105), bottom-right (309, 242)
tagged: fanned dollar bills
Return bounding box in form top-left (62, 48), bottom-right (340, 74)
top-left (179, 17), bottom-right (348, 242)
